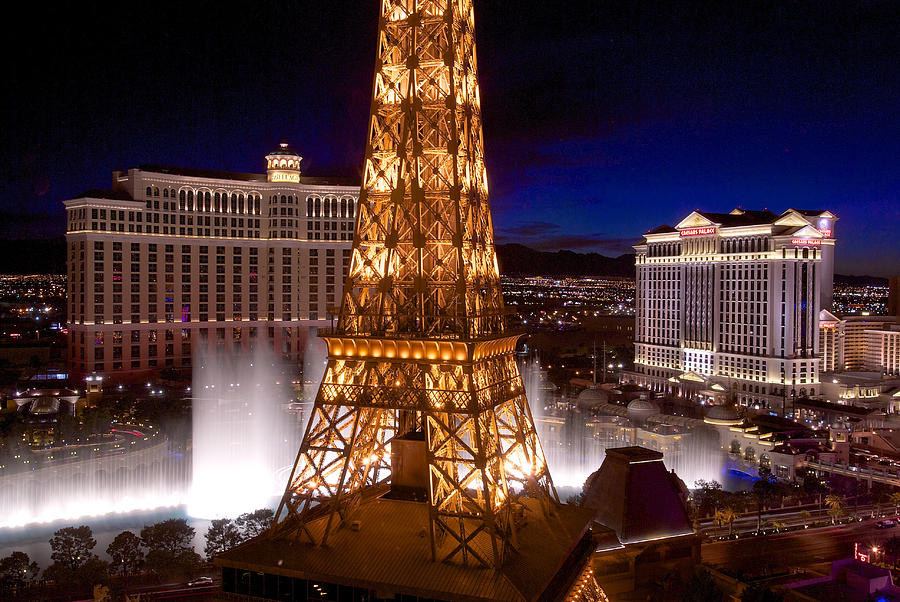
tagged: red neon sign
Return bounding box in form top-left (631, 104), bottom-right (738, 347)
top-left (819, 229), bottom-right (832, 238)
top-left (680, 227), bottom-right (716, 237)
top-left (791, 238), bottom-right (822, 246)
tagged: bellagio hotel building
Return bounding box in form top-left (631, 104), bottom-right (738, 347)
top-left (64, 144), bottom-right (358, 381)
top-left (629, 208), bottom-right (837, 415)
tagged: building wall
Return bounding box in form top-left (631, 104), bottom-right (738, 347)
top-left (65, 164), bottom-right (358, 380)
top-left (865, 328), bottom-right (900, 376)
top-left (842, 316), bottom-right (896, 371)
top-left (819, 321), bottom-right (844, 373)
top-left (633, 211), bottom-right (833, 414)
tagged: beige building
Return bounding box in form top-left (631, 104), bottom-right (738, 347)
top-left (818, 309), bottom-right (843, 373)
top-left (866, 325), bottom-right (900, 376)
top-left (631, 208), bottom-right (837, 414)
top-left (841, 315), bottom-right (897, 371)
top-left (64, 144), bottom-right (359, 381)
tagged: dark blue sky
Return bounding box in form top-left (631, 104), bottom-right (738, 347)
top-left (4, 1), bottom-right (899, 276)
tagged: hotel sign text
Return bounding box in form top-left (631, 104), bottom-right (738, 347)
top-left (270, 172), bottom-right (301, 183)
top-left (791, 238), bottom-right (822, 246)
top-left (680, 227), bottom-right (716, 237)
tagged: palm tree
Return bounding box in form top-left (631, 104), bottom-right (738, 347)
top-left (713, 509), bottom-right (726, 538)
top-left (825, 494), bottom-right (845, 524)
top-left (889, 492), bottom-right (900, 515)
top-left (721, 507), bottom-right (737, 536)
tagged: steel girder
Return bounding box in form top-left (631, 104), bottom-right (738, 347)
top-left (274, 0), bottom-right (560, 569)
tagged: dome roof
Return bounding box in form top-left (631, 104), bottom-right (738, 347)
top-left (626, 398), bottom-right (659, 424)
top-left (576, 387), bottom-right (607, 407)
top-left (577, 387), bottom-right (604, 401)
top-left (267, 142), bottom-right (300, 157)
top-left (627, 398), bottom-right (658, 412)
top-left (703, 404), bottom-right (742, 425)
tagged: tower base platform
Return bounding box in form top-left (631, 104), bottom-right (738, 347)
top-left (215, 495), bottom-right (601, 601)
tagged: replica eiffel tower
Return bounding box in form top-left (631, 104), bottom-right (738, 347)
top-left (217, 2), bottom-right (606, 599)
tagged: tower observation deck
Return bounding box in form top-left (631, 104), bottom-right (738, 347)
top-left (216, 2), bottom-right (606, 600)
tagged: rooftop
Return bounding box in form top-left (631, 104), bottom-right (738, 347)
top-left (137, 164), bottom-right (359, 187)
top-left (696, 209), bottom-right (780, 228)
top-left (76, 188), bottom-right (134, 201)
top-left (641, 207), bottom-right (837, 242)
top-left (216, 496), bottom-right (595, 602)
top-left (582, 446), bottom-right (694, 545)
top-left (267, 142), bottom-right (301, 157)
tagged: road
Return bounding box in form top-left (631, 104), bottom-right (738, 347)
top-left (703, 518), bottom-right (898, 575)
top-left (71, 581), bottom-right (218, 601)
top-left (132, 580), bottom-right (218, 600)
top-left (698, 502), bottom-right (892, 537)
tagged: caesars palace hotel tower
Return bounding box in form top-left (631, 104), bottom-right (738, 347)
top-left (629, 208), bottom-right (836, 415)
top-left (64, 144), bottom-right (358, 381)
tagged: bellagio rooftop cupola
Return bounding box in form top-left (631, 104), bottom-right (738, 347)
top-left (265, 142), bottom-right (302, 183)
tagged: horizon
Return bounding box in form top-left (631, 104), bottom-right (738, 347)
top-left (5, 1), bottom-right (899, 277)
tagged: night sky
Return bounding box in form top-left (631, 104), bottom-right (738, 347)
top-left (5, 1), bottom-right (899, 276)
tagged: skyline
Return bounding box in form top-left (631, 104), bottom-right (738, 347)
top-left (5, 1), bottom-right (899, 276)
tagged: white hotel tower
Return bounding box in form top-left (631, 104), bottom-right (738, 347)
top-left (629, 208), bottom-right (837, 415)
top-left (64, 144), bottom-right (359, 381)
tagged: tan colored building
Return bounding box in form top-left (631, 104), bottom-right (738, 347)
top-left (866, 325), bottom-right (900, 376)
top-left (64, 144), bottom-right (359, 381)
top-left (818, 309), bottom-right (843, 373)
top-left (632, 208), bottom-right (837, 414)
top-left (842, 314), bottom-right (896, 371)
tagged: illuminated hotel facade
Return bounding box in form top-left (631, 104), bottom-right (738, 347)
top-left (628, 208), bottom-right (837, 415)
top-left (64, 144), bottom-right (358, 380)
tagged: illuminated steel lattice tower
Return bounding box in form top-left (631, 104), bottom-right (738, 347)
top-left (275, 0), bottom-right (558, 568)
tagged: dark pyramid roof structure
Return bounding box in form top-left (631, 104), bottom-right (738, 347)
top-left (582, 447), bottom-right (693, 544)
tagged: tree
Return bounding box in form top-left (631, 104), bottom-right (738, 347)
top-left (693, 480), bottom-right (724, 518)
top-left (713, 509), bottom-right (725, 538)
top-left (800, 469), bottom-right (828, 508)
top-left (825, 494), bottom-right (845, 524)
top-left (205, 519), bottom-right (243, 561)
top-left (106, 531), bottom-right (144, 580)
top-left (683, 568), bottom-right (724, 602)
top-left (235, 508), bottom-right (275, 540)
top-left (0, 551), bottom-right (40, 592)
top-left (78, 558), bottom-right (110, 591)
top-left (141, 519), bottom-right (200, 577)
top-left (889, 491), bottom-right (900, 514)
top-left (44, 556), bottom-right (109, 593)
top-left (870, 482), bottom-right (892, 517)
top-left (753, 469), bottom-right (777, 533)
top-left (140, 519), bottom-right (194, 556)
top-left (720, 507), bottom-right (737, 536)
top-left (49, 525), bottom-right (97, 572)
top-left (884, 535), bottom-right (900, 565)
top-left (741, 582), bottom-right (784, 602)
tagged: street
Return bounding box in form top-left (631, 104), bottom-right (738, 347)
top-left (703, 518), bottom-right (898, 575)
top-left (698, 502), bottom-right (894, 538)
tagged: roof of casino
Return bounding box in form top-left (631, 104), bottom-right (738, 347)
top-left (215, 495), bottom-right (595, 602)
top-left (640, 207), bottom-right (836, 243)
top-left (695, 209), bottom-right (780, 227)
top-left (136, 164), bottom-right (359, 187)
top-left (75, 188), bottom-right (135, 201)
